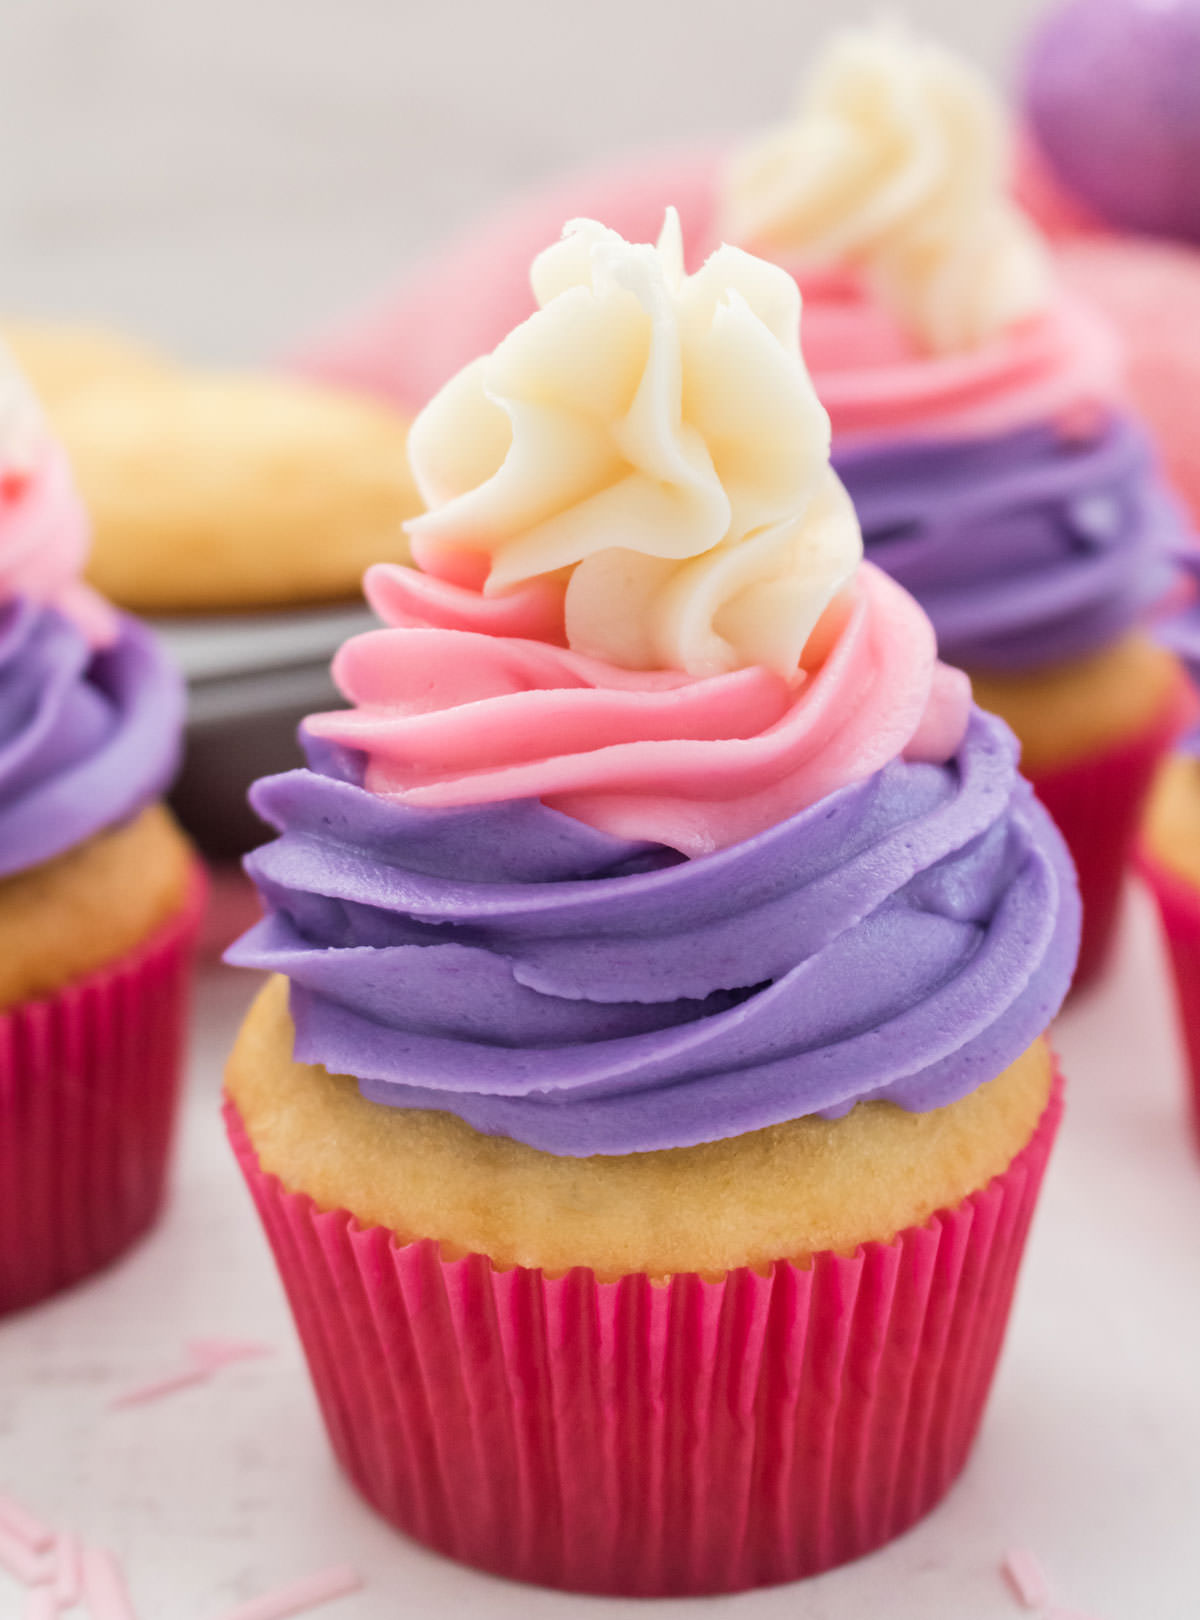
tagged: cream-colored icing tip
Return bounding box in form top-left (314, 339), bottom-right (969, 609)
top-left (720, 21), bottom-right (1054, 352)
top-left (405, 210), bottom-right (862, 679)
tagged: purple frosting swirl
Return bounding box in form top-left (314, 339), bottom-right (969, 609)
top-left (229, 709), bottom-right (1080, 1157)
top-left (0, 599), bottom-right (185, 879)
top-left (834, 413), bottom-right (1181, 672)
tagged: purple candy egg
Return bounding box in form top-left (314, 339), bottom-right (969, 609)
top-left (1024, 0), bottom-right (1200, 242)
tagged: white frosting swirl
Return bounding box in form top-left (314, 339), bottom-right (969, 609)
top-left (719, 24), bottom-right (1053, 352)
top-left (405, 212), bottom-right (862, 679)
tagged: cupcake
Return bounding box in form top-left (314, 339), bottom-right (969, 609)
top-left (294, 25), bottom-right (1186, 990)
top-left (1142, 551), bottom-right (1200, 1146)
top-left (0, 344), bottom-right (202, 1314)
top-left (1022, 0), bottom-right (1200, 530)
top-left (225, 218), bottom-right (1080, 1595)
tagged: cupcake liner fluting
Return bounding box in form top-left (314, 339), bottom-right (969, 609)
top-left (226, 1070), bottom-right (1063, 1597)
top-left (1140, 848), bottom-right (1200, 1150)
top-left (1030, 681), bottom-right (1189, 993)
top-left (0, 869), bottom-right (205, 1315)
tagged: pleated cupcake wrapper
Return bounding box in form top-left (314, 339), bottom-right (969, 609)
top-left (0, 869), bottom-right (206, 1315)
top-left (1140, 849), bottom-right (1200, 1150)
top-left (1029, 676), bottom-right (1191, 993)
top-left (226, 1069), bottom-right (1063, 1597)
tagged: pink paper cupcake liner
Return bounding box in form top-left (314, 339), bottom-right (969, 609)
top-left (226, 1068), bottom-right (1063, 1597)
top-left (1029, 679), bottom-right (1190, 993)
top-left (0, 869), bottom-right (206, 1315)
top-left (1140, 848), bottom-right (1200, 1149)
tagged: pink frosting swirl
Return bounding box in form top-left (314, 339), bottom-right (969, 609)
top-left (0, 441), bottom-right (116, 648)
top-left (798, 278), bottom-right (1122, 447)
top-left (305, 559), bottom-right (970, 855)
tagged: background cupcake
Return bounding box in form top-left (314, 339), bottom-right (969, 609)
top-left (717, 25), bottom-right (1189, 989)
top-left (1142, 548), bottom-right (1200, 1147)
top-left (225, 218), bottom-right (1079, 1595)
top-left (0, 342), bottom-right (203, 1314)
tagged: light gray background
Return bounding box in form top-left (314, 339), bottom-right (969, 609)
top-left (0, 0), bottom-right (1049, 361)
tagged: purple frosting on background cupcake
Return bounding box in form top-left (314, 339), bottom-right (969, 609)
top-left (0, 599), bottom-right (185, 878)
top-left (835, 414), bottom-right (1181, 671)
top-left (230, 709), bottom-right (1080, 1156)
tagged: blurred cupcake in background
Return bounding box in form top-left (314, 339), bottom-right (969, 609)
top-left (716, 23), bottom-right (1190, 989)
top-left (0, 342), bottom-right (202, 1314)
top-left (1142, 549), bottom-right (1200, 1148)
top-left (294, 23), bottom-right (1187, 989)
top-left (1022, 0), bottom-right (1200, 529)
top-left (225, 216), bottom-right (1079, 1595)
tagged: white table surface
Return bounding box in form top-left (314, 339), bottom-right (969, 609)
top-left (0, 876), bottom-right (1197, 1620)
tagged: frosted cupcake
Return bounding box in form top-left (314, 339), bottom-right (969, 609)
top-left (1142, 552), bottom-right (1200, 1146)
top-left (0, 345), bottom-right (202, 1313)
top-left (295, 26), bottom-right (1185, 990)
top-left (226, 219), bottom-right (1079, 1594)
top-left (714, 25), bottom-right (1188, 989)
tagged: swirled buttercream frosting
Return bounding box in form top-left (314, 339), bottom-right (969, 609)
top-left (836, 415), bottom-right (1182, 671)
top-left (0, 600), bottom-right (184, 877)
top-left (720, 24), bottom-right (1053, 353)
top-left (405, 211), bottom-right (862, 679)
top-left (235, 216), bottom-right (1079, 1155)
top-left (232, 709), bottom-right (1079, 1155)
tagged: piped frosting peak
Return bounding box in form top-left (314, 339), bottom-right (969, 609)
top-left (720, 23), bottom-right (1054, 353)
top-left (405, 211), bottom-right (863, 679)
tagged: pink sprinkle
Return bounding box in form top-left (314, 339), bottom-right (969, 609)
top-left (22, 1588), bottom-right (58, 1620)
top-left (54, 1532), bottom-right (83, 1606)
top-left (110, 1365), bottom-right (212, 1409)
top-left (212, 1565), bottom-right (363, 1620)
top-left (0, 470), bottom-right (29, 502)
top-left (1004, 1547), bottom-right (1051, 1609)
top-left (0, 1495), bottom-right (55, 1554)
top-left (186, 1339), bottom-right (275, 1373)
top-left (81, 1547), bottom-right (137, 1620)
top-left (0, 1523), bottom-right (52, 1585)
